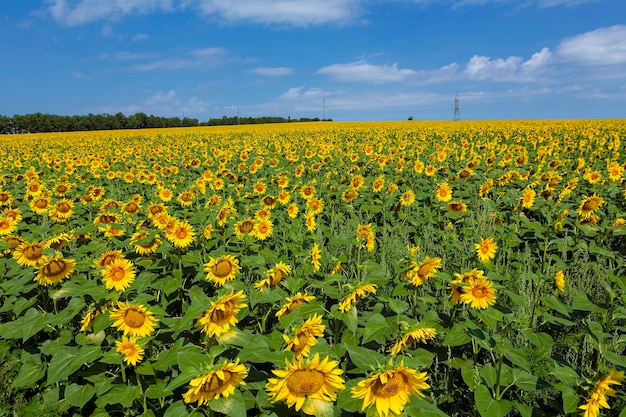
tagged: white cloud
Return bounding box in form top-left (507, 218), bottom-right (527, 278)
top-left (47, 0), bottom-right (174, 26)
top-left (316, 60), bottom-right (418, 83)
top-left (538, 0), bottom-right (600, 7)
top-left (464, 47), bottom-right (552, 81)
top-left (556, 25), bottom-right (626, 66)
top-left (124, 47), bottom-right (226, 71)
top-left (251, 67), bottom-right (293, 76)
top-left (187, 0), bottom-right (361, 26)
top-left (132, 33), bottom-right (150, 42)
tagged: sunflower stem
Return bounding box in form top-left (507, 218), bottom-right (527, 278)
top-left (121, 362), bottom-right (126, 384)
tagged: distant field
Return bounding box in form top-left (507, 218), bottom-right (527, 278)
top-left (1, 120), bottom-right (625, 417)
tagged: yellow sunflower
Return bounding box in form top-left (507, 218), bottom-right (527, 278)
top-left (101, 258), bottom-right (136, 291)
top-left (110, 302), bottom-right (159, 338)
top-left (388, 327), bottom-right (437, 356)
top-left (448, 269), bottom-right (485, 304)
top-left (46, 233), bottom-right (71, 251)
top-left (351, 362), bottom-right (430, 417)
top-left (521, 188), bottom-right (536, 209)
top-left (405, 256), bottom-right (442, 286)
top-left (255, 262), bottom-right (292, 290)
top-left (2, 235), bottom-right (24, 254)
top-left (265, 353), bottom-right (345, 415)
top-left (399, 189), bottom-right (415, 206)
top-left (14, 241), bottom-right (49, 267)
top-left (34, 255), bottom-right (76, 286)
top-left (253, 218), bottom-right (273, 240)
top-left (204, 255), bottom-right (239, 286)
top-left (116, 336), bottom-right (145, 366)
top-left (283, 314), bottom-right (326, 358)
top-left (196, 290), bottom-right (247, 337)
top-left (311, 243), bottom-right (321, 272)
top-left (435, 182), bottom-right (452, 202)
top-left (30, 195), bottom-right (51, 214)
top-left (165, 220), bottom-right (196, 249)
top-left (579, 370), bottom-right (625, 417)
top-left (446, 201), bottom-right (467, 214)
top-left (93, 249), bottom-right (125, 268)
top-left (287, 203), bottom-right (299, 218)
top-left (342, 188), bottom-right (359, 203)
top-left (0, 216), bottom-right (18, 236)
top-left (339, 283), bottom-right (377, 313)
top-left (183, 359), bottom-right (248, 406)
top-left (475, 237), bottom-right (497, 263)
top-left (131, 230), bottom-right (162, 255)
top-left (80, 302), bottom-right (112, 332)
top-left (276, 292), bottom-right (316, 319)
top-left (577, 194), bottom-right (604, 219)
top-left (234, 218), bottom-right (255, 239)
top-left (460, 276), bottom-right (497, 309)
top-left (555, 270), bottom-right (565, 291)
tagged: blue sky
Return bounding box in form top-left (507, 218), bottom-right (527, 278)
top-left (1, 0), bottom-right (625, 121)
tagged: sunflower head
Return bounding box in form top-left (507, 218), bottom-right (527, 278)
top-left (110, 302), bottom-right (159, 338)
top-left (204, 255), bottom-right (240, 286)
top-left (183, 359), bottom-right (248, 406)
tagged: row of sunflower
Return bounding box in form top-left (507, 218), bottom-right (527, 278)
top-left (0, 120), bottom-right (625, 416)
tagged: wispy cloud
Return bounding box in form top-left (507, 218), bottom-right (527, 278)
top-left (47, 0), bottom-right (175, 26)
top-left (250, 67), bottom-right (293, 76)
top-left (555, 25), bottom-right (626, 66)
top-left (124, 47), bottom-right (227, 71)
top-left (187, 0), bottom-right (361, 26)
top-left (316, 60), bottom-right (418, 83)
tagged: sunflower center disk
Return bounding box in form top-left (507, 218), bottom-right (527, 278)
top-left (111, 268), bottom-right (125, 281)
top-left (44, 260), bottom-right (66, 277)
top-left (57, 203), bottom-right (71, 213)
top-left (286, 370), bottom-right (325, 395)
top-left (210, 303), bottom-right (235, 325)
top-left (176, 228), bottom-right (187, 239)
top-left (213, 261), bottom-right (232, 278)
top-left (372, 373), bottom-right (407, 398)
top-left (472, 287), bottom-right (486, 298)
top-left (124, 309), bottom-right (147, 328)
top-left (24, 246), bottom-right (44, 260)
top-left (240, 221), bottom-right (254, 232)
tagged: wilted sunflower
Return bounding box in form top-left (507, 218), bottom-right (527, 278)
top-left (0, 216), bottom-right (18, 236)
top-left (234, 218), bottom-right (255, 239)
top-left (79, 302), bottom-right (112, 332)
top-left (116, 336), bottom-right (145, 366)
top-left (283, 314), bottom-right (326, 358)
top-left (183, 359), bottom-right (248, 406)
top-left (204, 255), bottom-right (239, 286)
top-left (14, 241), bottom-right (48, 267)
top-left (388, 327), bottom-right (437, 356)
top-left (165, 220), bottom-right (195, 249)
top-left (196, 290), bottom-right (247, 337)
top-left (35, 255), bottom-right (76, 286)
top-left (110, 302), bottom-right (159, 338)
top-left (406, 256), bottom-right (442, 286)
top-left (341, 188), bottom-right (358, 203)
top-left (266, 353), bottom-right (345, 415)
top-left (475, 237), bottom-right (497, 263)
top-left (276, 292), bottom-right (316, 318)
top-left (351, 361), bottom-right (430, 417)
top-left (577, 194), bottom-right (604, 219)
top-left (339, 283), bottom-right (377, 313)
top-left (447, 201), bottom-right (467, 214)
top-left (255, 262), bottom-right (292, 290)
top-left (460, 276), bottom-right (497, 309)
top-left (101, 258), bottom-right (136, 291)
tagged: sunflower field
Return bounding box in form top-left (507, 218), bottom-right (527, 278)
top-left (0, 120), bottom-right (625, 417)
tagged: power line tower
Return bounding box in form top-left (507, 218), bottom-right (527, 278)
top-left (453, 93), bottom-right (460, 121)
top-left (322, 97), bottom-right (328, 121)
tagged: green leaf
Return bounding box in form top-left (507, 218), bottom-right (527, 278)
top-left (145, 380), bottom-right (173, 399)
top-left (572, 293), bottom-right (607, 312)
top-left (474, 384), bottom-right (513, 417)
top-left (177, 349), bottom-right (212, 376)
top-left (208, 390), bottom-right (247, 417)
top-left (12, 352), bottom-right (46, 389)
top-left (65, 383), bottom-right (96, 408)
top-left (46, 346), bottom-right (78, 385)
top-left (543, 295), bottom-right (572, 316)
top-left (404, 397), bottom-right (449, 417)
top-left (21, 307), bottom-right (49, 342)
top-left (95, 384), bottom-right (142, 408)
top-left (603, 351), bottom-right (626, 368)
top-left (361, 314), bottom-right (390, 344)
top-left (442, 323), bottom-right (471, 346)
top-left (344, 344), bottom-right (386, 370)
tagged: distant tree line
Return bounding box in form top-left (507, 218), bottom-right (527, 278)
top-left (0, 112), bottom-right (328, 134)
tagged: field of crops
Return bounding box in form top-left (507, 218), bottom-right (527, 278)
top-left (0, 120), bottom-right (625, 417)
